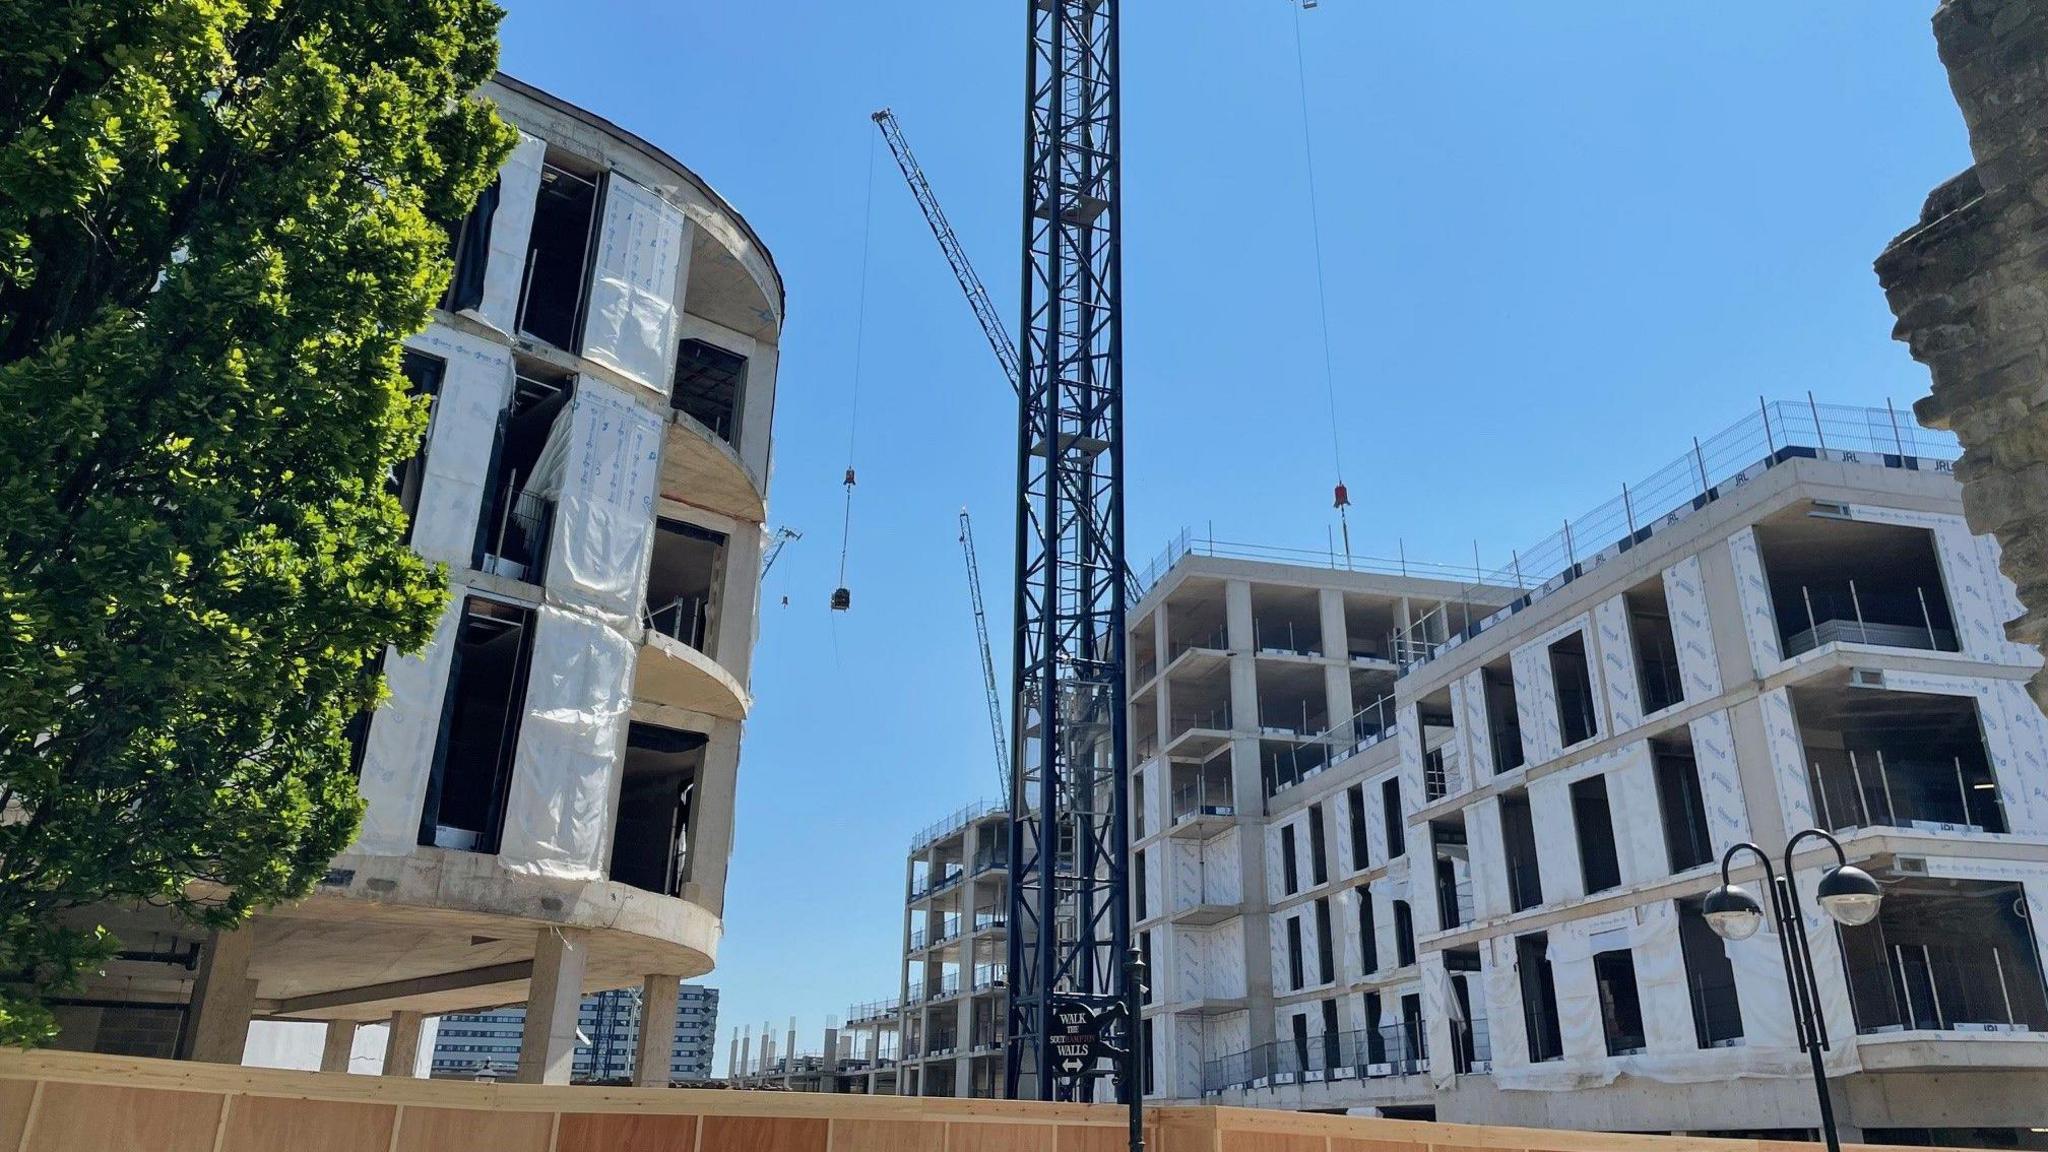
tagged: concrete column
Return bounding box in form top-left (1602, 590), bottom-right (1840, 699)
top-left (515, 927), bottom-right (590, 1084)
top-left (382, 1011), bottom-right (423, 1078)
top-left (320, 1020), bottom-right (357, 1074)
top-left (182, 927), bottom-right (255, 1064)
top-left (821, 1025), bottom-right (840, 1091)
top-left (635, 975), bottom-right (681, 1087)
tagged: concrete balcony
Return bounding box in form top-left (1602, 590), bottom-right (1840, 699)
top-left (635, 630), bottom-right (750, 720)
top-left (659, 411), bottom-right (765, 524)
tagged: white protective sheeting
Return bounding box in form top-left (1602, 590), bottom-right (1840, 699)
top-left (542, 378), bottom-right (665, 624)
top-left (497, 605), bottom-right (635, 880)
top-left (1728, 528), bottom-right (1784, 676)
top-left (1525, 773), bottom-right (1583, 904)
top-left (1465, 795), bottom-right (1508, 919)
top-left (477, 132), bottom-right (547, 334)
top-left (1419, 952), bottom-right (1454, 1088)
top-left (1844, 504), bottom-right (2037, 666)
top-left (1760, 687), bottom-right (1815, 838)
top-left (404, 329), bottom-right (513, 567)
top-left (1690, 709), bottom-right (1752, 859)
top-left (1595, 594), bottom-right (1643, 734)
top-left (1606, 741), bottom-right (1669, 887)
top-left (1455, 667), bottom-right (1494, 780)
top-left (1482, 935), bottom-right (1528, 1073)
top-left (1510, 639), bottom-right (1558, 767)
top-left (353, 591), bottom-right (465, 855)
top-left (1631, 903), bottom-right (1696, 1055)
top-left (581, 173), bottom-right (689, 392)
top-left (1665, 555), bottom-right (1723, 700)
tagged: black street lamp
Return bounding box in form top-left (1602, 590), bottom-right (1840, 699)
top-left (1703, 829), bottom-right (1884, 1152)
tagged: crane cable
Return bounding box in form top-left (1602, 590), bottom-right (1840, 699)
top-left (835, 132), bottom-right (879, 607)
top-left (1290, 0), bottom-right (1352, 563)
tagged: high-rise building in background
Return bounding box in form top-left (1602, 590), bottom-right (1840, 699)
top-left (431, 985), bottom-right (719, 1083)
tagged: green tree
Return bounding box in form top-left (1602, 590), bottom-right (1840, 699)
top-left (0, 0), bottom-right (515, 1045)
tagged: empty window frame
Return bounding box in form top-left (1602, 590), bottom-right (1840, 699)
top-left (1135, 848), bottom-right (1149, 921)
top-left (1321, 998), bottom-right (1342, 1071)
top-left (1140, 931), bottom-right (1154, 1006)
top-left (1500, 789), bottom-right (1544, 911)
top-left (1571, 774), bottom-right (1623, 894)
top-left (1654, 740), bottom-right (1715, 873)
top-left (1347, 784), bottom-right (1369, 871)
top-left (671, 338), bottom-right (747, 445)
top-left (1432, 818), bottom-right (1472, 931)
top-left (646, 518), bottom-right (729, 653)
top-left (1517, 933), bottom-right (1564, 1063)
top-left (1594, 949), bottom-right (1648, 1056)
top-left (1357, 889), bottom-right (1378, 974)
top-left (1314, 897), bottom-right (1335, 984)
top-left (517, 160), bottom-right (603, 351)
top-left (1308, 802), bottom-right (1329, 886)
top-left (1549, 632), bottom-right (1599, 748)
top-left (1381, 778), bottom-right (1406, 859)
top-left (1393, 900), bottom-right (1416, 968)
top-left (474, 366), bottom-right (572, 583)
top-left (1482, 657), bottom-right (1524, 772)
top-left (1290, 1013), bottom-right (1310, 1076)
top-left (1400, 993), bottom-right (1425, 1065)
top-left (392, 350), bottom-right (446, 544)
top-left (440, 177), bottom-right (499, 314)
top-left (1281, 823), bottom-right (1300, 895)
top-left (609, 722), bottom-right (704, 896)
top-left (1142, 1016), bottom-right (1155, 1094)
top-left (1287, 916), bottom-right (1306, 990)
top-left (420, 597), bottom-right (536, 853)
top-left (1362, 990), bottom-right (1388, 1065)
top-left (1626, 579), bottom-right (1685, 714)
top-left (1677, 897), bottom-right (1743, 1048)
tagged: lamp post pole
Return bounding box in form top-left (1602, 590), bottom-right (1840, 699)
top-left (1703, 829), bottom-right (1884, 1152)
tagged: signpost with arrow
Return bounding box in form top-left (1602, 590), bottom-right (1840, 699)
top-left (1048, 949), bottom-right (1148, 1151)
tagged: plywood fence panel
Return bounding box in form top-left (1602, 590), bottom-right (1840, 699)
top-left (556, 1113), bottom-right (700, 1152)
top-left (392, 1105), bottom-right (553, 1152)
top-left (219, 1095), bottom-right (396, 1152)
top-left (830, 1118), bottom-right (946, 1152)
top-left (700, 1114), bottom-right (830, 1152)
top-left (21, 1083), bottom-right (222, 1152)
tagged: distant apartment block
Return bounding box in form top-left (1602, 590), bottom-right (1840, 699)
top-left (431, 985), bottom-right (718, 1083)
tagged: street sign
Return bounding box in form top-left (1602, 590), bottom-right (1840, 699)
top-left (1050, 997), bottom-right (1119, 1078)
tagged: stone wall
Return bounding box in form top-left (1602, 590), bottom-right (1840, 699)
top-left (1876, 0), bottom-right (2048, 710)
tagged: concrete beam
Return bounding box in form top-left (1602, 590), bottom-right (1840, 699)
top-left (267, 960), bottom-right (534, 1017)
top-left (634, 975), bottom-right (680, 1087)
top-left (516, 927), bottom-right (590, 1084)
top-left (182, 928), bottom-right (255, 1064)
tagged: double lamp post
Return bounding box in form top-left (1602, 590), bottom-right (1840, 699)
top-left (1703, 828), bottom-right (1884, 1152)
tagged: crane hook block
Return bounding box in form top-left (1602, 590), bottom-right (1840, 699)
top-left (1333, 482), bottom-right (1350, 509)
top-left (843, 468), bottom-right (857, 488)
top-left (831, 587), bottom-right (851, 612)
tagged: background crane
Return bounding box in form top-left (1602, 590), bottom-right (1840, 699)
top-left (959, 510), bottom-right (1010, 799)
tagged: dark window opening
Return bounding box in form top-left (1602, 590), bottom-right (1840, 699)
top-left (1571, 774), bottom-right (1623, 895)
top-left (1431, 818), bottom-right (1472, 931)
top-left (1314, 897), bottom-right (1334, 985)
top-left (1308, 802), bottom-right (1328, 886)
top-left (1500, 789), bottom-right (1543, 912)
top-left (1281, 824), bottom-right (1300, 895)
top-left (1447, 951), bottom-right (1487, 1073)
top-left (1347, 784), bottom-right (1369, 871)
top-left (1517, 933), bottom-right (1563, 1063)
top-left (1393, 900), bottom-right (1416, 968)
top-left (1320, 999), bottom-right (1341, 1071)
top-left (1400, 993), bottom-right (1425, 1067)
top-left (645, 518), bottom-right (728, 653)
top-left (440, 177), bottom-right (499, 314)
top-left (1839, 878), bottom-right (2048, 1035)
top-left (1357, 889), bottom-right (1378, 974)
top-left (1483, 658), bottom-right (1524, 772)
top-left (1549, 632), bottom-right (1598, 748)
top-left (1756, 516), bottom-right (1958, 657)
top-left (1382, 778), bottom-right (1405, 859)
top-left (392, 351), bottom-right (446, 544)
top-left (1678, 897), bottom-right (1744, 1048)
top-left (1140, 931), bottom-right (1153, 1006)
top-left (1287, 916), bottom-right (1305, 990)
top-left (1135, 848), bottom-right (1149, 921)
top-left (1594, 948), bottom-right (1647, 1056)
top-left (474, 366), bottom-right (571, 583)
top-left (1142, 1017), bottom-right (1154, 1094)
top-left (517, 161), bottom-right (603, 352)
top-left (420, 597), bottom-right (536, 853)
top-left (672, 339), bottom-right (747, 446)
top-left (1795, 685), bottom-right (2007, 835)
top-left (1362, 991), bottom-right (1387, 1065)
top-left (1626, 579), bottom-right (1685, 714)
top-left (609, 723), bottom-right (704, 896)
top-left (1289, 1013), bottom-right (1310, 1076)
top-left (1654, 738), bottom-right (1714, 873)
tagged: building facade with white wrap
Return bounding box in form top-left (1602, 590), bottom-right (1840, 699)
top-left (1131, 405), bottom-right (2048, 1145)
top-left (52, 75), bottom-right (782, 1085)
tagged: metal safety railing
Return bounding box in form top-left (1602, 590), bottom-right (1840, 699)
top-left (1806, 748), bottom-right (2008, 835)
top-left (1171, 776), bottom-right (1235, 824)
top-left (1203, 1022), bottom-right (1434, 1094)
top-left (845, 997), bottom-right (901, 1024)
top-left (909, 799), bottom-right (1005, 852)
top-left (1782, 580), bottom-right (1958, 658)
top-left (643, 594), bottom-right (709, 651)
top-left (481, 488), bottom-right (555, 585)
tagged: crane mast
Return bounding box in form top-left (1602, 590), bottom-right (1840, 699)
top-left (959, 510), bottom-right (1010, 799)
top-left (872, 109), bottom-right (1022, 395)
top-left (1006, 0), bottom-right (1131, 1104)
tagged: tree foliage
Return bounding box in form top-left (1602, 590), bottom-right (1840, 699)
top-left (0, 0), bottom-right (515, 1045)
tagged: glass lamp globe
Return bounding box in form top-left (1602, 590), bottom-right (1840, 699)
top-left (1702, 883), bottom-right (1765, 941)
top-left (1816, 865), bottom-right (1883, 927)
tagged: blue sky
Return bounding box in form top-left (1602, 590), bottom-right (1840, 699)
top-left (495, 2), bottom-right (1971, 1070)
